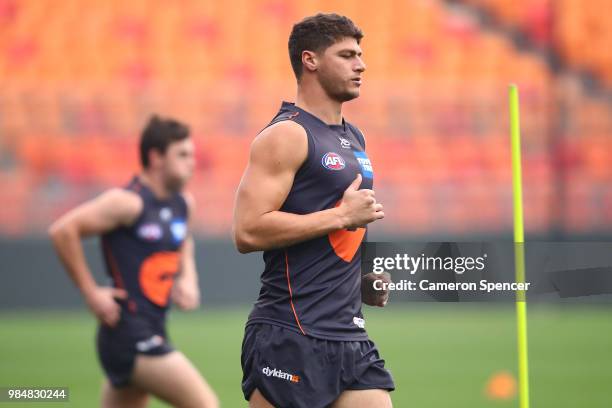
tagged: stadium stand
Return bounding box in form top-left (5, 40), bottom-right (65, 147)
top-left (0, 0), bottom-right (610, 236)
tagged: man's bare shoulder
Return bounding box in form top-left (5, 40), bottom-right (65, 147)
top-left (250, 120), bottom-right (308, 168)
top-left (254, 120), bottom-right (306, 146)
top-left (98, 188), bottom-right (143, 225)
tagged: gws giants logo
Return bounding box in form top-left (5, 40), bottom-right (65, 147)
top-left (262, 366), bottom-right (300, 383)
top-left (321, 152), bottom-right (346, 171)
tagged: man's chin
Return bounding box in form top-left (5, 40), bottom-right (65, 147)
top-left (335, 90), bottom-right (360, 103)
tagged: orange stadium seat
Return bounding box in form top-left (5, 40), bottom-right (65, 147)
top-left (466, 0), bottom-right (612, 85)
top-left (0, 0), bottom-right (610, 236)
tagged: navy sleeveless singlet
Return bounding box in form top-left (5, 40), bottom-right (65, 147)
top-left (101, 176), bottom-right (189, 321)
top-left (247, 101), bottom-right (375, 341)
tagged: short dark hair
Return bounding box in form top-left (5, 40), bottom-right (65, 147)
top-left (288, 13), bottom-right (363, 80)
top-left (139, 115), bottom-right (190, 168)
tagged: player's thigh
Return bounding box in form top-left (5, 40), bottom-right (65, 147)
top-left (332, 389), bottom-right (393, 408)
top-left (101, 379), bottom-right (149, 408)
top-left (248, 388), bottom-right (275, 408)
top-left (131, 350), bottom-right (219, 408)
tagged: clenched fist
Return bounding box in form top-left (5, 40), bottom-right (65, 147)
top-left (361, 272), bottom-right (392, 307)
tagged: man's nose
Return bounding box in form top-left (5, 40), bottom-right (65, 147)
top-left (355, 57), bottom-right (366, 73)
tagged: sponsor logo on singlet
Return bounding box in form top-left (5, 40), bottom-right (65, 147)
top-left (170, 219), bottom-right (187, 244)
top-left (353, 151), bottom-right (373, 178)
top-left (321, 152), bottom-right (346, 171)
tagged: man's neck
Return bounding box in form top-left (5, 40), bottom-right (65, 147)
top-left (295, 82), bottom-right (343, 125)
top-left (139, 171), bottom-right (171, 200)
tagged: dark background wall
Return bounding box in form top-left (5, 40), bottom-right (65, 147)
top-left (0, 238), bottom-right (261, 309)
top-left (3, 232), bottom-right (611, 309)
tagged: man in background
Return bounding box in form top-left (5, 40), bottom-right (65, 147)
top-left (49, 116), bottom-right (218, 408)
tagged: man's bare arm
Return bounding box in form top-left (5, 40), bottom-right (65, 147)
top-left (172, 192), bottom-right (200, 310)
top-left (48, 188), bottom-right (142, 326)
top-left (232, 121), bottom-right (384, 253)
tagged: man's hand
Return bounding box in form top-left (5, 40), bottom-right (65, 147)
top-left (84, 286), bottom-right (127, 327)
top-left (48, 188), bottom-right (141, 326)
top-left (172, 277), bottom-right (200, 311)
top-left (361, 272), bottom-right (391, 307)
top-left (337, 174), bottom-right (384, 229)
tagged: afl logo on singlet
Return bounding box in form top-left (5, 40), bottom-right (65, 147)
top-left (321, 152), bottom-right (346, 171)
top-left (138, 223), bottom-right (163, 241)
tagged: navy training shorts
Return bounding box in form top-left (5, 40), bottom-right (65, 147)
top-left (241, 323), bottom-right (394, 407)
top-left (96, 311), bottom-right (174, 387)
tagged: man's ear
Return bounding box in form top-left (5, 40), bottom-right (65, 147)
top-left (301, 50), bottom-right (318, 73)
top-left (148, 148), bottom-right (164, 168)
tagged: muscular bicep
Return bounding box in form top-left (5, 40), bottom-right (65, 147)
top-left (238, 147), bottom-right (295, 215)
top-left (234, 121), bottom-right (307, 225)
top-left (50, 189), bottom-right (142, 237)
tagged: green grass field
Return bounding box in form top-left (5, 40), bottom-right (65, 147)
top-left (1, 304), bottom-right (611, 407)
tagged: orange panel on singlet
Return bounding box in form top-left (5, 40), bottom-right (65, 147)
top-left (139, 251), bottom-right (180, 307)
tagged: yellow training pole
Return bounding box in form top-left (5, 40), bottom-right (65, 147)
top-left (509, 84), bottom-right (530, 408)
